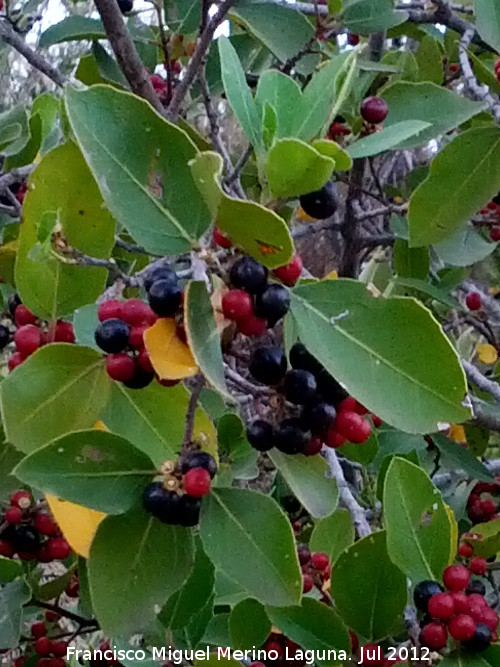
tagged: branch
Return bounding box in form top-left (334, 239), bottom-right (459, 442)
top-left (93, 0), bottom-right (165, 115)
top-left (322, 446), bottom-right (372, 538)
top-left (166, 0), bottom-right (235, 121)
top-left (292, 218), bottom-right (342, 239)
top-left (463, 360), bottom-right (500, 404)
top-left (0, 165), bottom-right (34, 193)
top-left (183, 376), bottom-right (204, 447)
top-left (33, 601), bottom-right (98, 628)
top-left (0, 20), bottom-right (68, 87)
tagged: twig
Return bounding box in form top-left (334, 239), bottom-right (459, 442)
top-left (33, 601), bottom-right (98, 628)
top-left (292, 218), bottom-right (342, 239)
top-left (224, 144), bottom-right (254, 187)
top-left (183, 376), bottom-right (204, 447)
top-left (340, 158), bottom-right (365, 277)
top-left (359, 233), bottom-right (395, 248)
top-left (322, 446), bottom-right (372, 538)
top-left (0, 20), bottom-right (68, 87)
top-left (0, 165), bottom-right (35, 193)
top-left (93, 0), bottom-right (164, 115)
top-left (167, 0), bottom-right (235, 121)
top-left (224, 365), bottom-right (273, 396)
top-left (463, 360), bottom-right (500, 404)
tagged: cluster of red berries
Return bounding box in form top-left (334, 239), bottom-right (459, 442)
top-left (467, 481), bottom-right (499, 523)
top-left (297, 545), bottom-right (330, 594)
top-left (0, 490), bottom-right (71, 562)
top-left (478, 197), bottom-right (500, 241)
top-left (5, 294), bottom-right (75, 372)
top-left (416, 564), bottom-right (498, 653)
top-left (217, 248), bottom-right (302, 337)
top-left (246, 342), bottom-right (377, 456)
top-left (13, 613), bottom-right (69, 667)
top-left (142, 451), bottom-right (216, 527)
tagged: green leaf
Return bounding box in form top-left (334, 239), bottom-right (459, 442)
top-left (65, 85), bottom-right (211, 255)
top-left (266, 599), bottom-right (350, 665)
top-left (466, 519), bottom-right (500, 559)
top-left (159, 538), bottom-right (215, 630)
top-left (309, 508), bottom-right (354, 565)
top-left (40, 17), bottom-right (106, 46)
top-left (4, 113), bottom-right (42, 170)
top-left (0, 559), bottom-right (22, 584)
top-left (409, 127), bottom-right (500, 247)
top-left (1, 345), bottom-right (110, 453)
top-left (74, 303), bottom-right (100, 350)
top-left (432, 434), bottom-right (493, 483)
top-left (15, 142), bottom-right (115, 320)
top-left (229, 1), bottom-right (319, 76)
top-left (101, 382), bottom-right (214, 467)
top-left (165, 0), bottom-right (201, 34)
top-left (215, 572), bottom-right (247, 606)
top-left (185, 281), bottom-right (230, 399)
top-left (393, 239), bottom-right (430, 280)
top-left (288, 280), bottom-right (470, 434)
top-left (441, 645), bottom-right (500, 666)
top-left (30, 565), bottom-right (76, 602)
top-left (330, 531), bottom-right (406, 641)
top-left (265, 139), bottom-right (334, 199)
top-left (89, 505), bottom-right (194, 636)
top-left (341, 0), bottom-right (408, 33)
top-left (435, 225), bottom-right (496, 267)
top-left (255, 71), bottom-right (304, 140)
top-left (339, 429), bottom-right (379, 465)
top-left (269, 451), bottom-right (338, 519)
top-left (229, 599), bottom-right (271, 650)
top-left (384, 457), bottom-right (452, 582)
top-left (347, 120), bottom-right (430, 159)
top-left (391, 277), bottom-right (460, 309)
top-left (383, 82), bottom-right (486, 148)
top-left (0, 578), bottom-right (31, 649)
top-left (312, 139), bottom-right (352, 171)
top-left (0, 106), bottom-right (29, 156)
top-left (218, 37), bottom-right (262, 149)
top-left (14, 430), bottom-right (154, 514)
top-left (190, 151), bottom-right (293, 269)
top-left (199, 488), bottom-right (301, 606)
top-left (416, 35), bottom-right (444, 85)
top-left (0, 441), bottom-right (23, 499)
top-left (0, 124), bottom-right (22, 150)
top-left (475, 0), bottom-right (500, 53)
top-left (217, 413), bottom-right (258, 481)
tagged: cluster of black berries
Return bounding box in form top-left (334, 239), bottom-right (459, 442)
top-left (142, 451), bottom-right (216, 527)
top-left (246, 342), bottom-right (376, 456)
top-left (220, 254), bottom-right (302, 337)
top-left (0, 490), bottom-right (71, 563)
top-left (415, 565), bottom-right (498, 653)
top-left (3, 293), bottom-right (75, 373)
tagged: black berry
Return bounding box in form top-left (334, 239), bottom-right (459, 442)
top-left (284, 370), bottom-right (317, 404)
top-left (180, 451), bottom-right (217, 479)
top-left (144, 266), bottom-right (179, 292)
top-left (0, 325), bottom-right (10, 350)
top-left (178, 495), bottom-right (202, 527)
top-left (230, 257), bottom-right (268, 294)
top-left (8, 293), bottom-right (21, 317)
top-left (274, 418), bottom-right (311, 455)
top-left (11, 525), bottom-right (40, 552)
top-left (246, 420), bottom-right (274, 452)
top-left (255, 284), bottom-right (290, 324)
top-left (302, 402), bottom-right (337, 436)
top-left (299, 182), bottom-right (338, 220)
top-left (123, 366), bottom-right (154, 389)
top-left (250, 347), bottom-right (287, 385)
top-left (142, 482), bottom-right (173, 522)
top-left (466, 579), bottom-right (487, 596)
top-left (463, 623), bottom-right (492, 653)
top-left (148, 280), bottom-right (182, 317)
top-left (316, 370), bottom-right (349, 405)
top-left (289, 342), bottom-right (322, 375)
top-left (281, 495), bottom-right (301, 514)
top-left (117, 0), bottom-right (133, 13)
top-left (413, 580), bottom-right (444, 612)
top-left (95, 318), bottom-right (130, 353)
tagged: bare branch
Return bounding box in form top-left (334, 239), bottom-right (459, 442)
top-left (463, 360), bottom-right (500, 404)
top-left (93, 0), bottom-right (165, 115)
top-left (183, 376), bottom-right (204, 447)
top-left (459, 26), bottom-right (500, 124)
top-left (292, 218), bottom-right (342, 239)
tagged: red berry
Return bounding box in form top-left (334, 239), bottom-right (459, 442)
top-left (14, 305), bottom-right (36, 326)
top-left (129, 324), bottom-right (148, 349)
top-left (371, 414), bottom-right (382, 428)
top-left (360, 644), bottom-right (384, 665)
top-left (273, 254), bottom-right (303, 286)
top-left (302, 573), bottom-right (314, 593)
top-left (54, 321), bottom-right (75, 344)
top-left (303, 436), bottom-right (323, 456)
top-left (468, 593), bottom-right (487, 608)
top-left (10, 490), bottom-right (32, 510)
top-left (297, 545), bottom-right (311, 565)
top-left (334, 411), bottom-right (372, 444)
top-left (349, 630), bottom-right (359, 653)
top-left (37, 545), bottom-right (52, 563)
top-left (325, 428), bottom-right (346, 448)
top-left (466, 292), bottom-right (482, 311)
top-left (5, 507), bottom-right (22, 524)
top-left (47, 537), bottom-right (71, 561)
top-left (45, 610), bottom-right (60, 622)
top-left (34, 638), bottom-right (51, 657)
top-left (449, 614), bottom-right (476, 641)
top-left (451, 591), bottom-right (470, 614)
top-left (459, 542), bottom-right (474, 558)
top-left (490, 227), bottom-right (500, 242)
top-left (480, 607), bottom-right (499, 631)
top-left (428, 592), bottom-right (455, 620)
top-left (480, 499), bottom-right (497, 515)
top-left (184, 467), bottom-right (211, 498)
top-left (338, 396), bottom-right (357, 412)
top-left (121, 299), bottom-right (152, 326)
top-left (137, 349), bottom-right (154, 373)
top-left (50, 642), bottom-right (68, 658)
top-left (98, 300), bottom-right (123, 321)
top-left (222, 290), bottom-right (254, 321)
top-left (15, 657), bottom-right (27, 667)
top-left (31, 622), bottom-right (47, 639)
top-left (34, 513), bottom-right (58, 536)
top-left (348, 33), bottom-right (360, 46)
top-left (495, 60), bottom-right (500, 73)
top-left (65, 575), bottom-right (79, 598)
top-left (8, 352), bottom-right (24, 372)
top-left (265, 641), bottom-right (283, 661)
top-left (36, 660), bottom-right (51, 667)
top-left (106, 353), bottom-right (136, 383)
top-left (14, 324), bottom-right (41, 356)
top-left (419, 622), bottom-right (448, 650)
top-left (469, 599), bottom-right (487, 621)
top-left (361, 97), bottom-right (389, 124)
top-left (48, 659), bottom-right (65, 667)
top-left (213, 227), bottom-right (232, 248)
top-left (237, 314), bottom-right (267, 337)
top-left (449, 63), bottom-right (460, 73)
top-left (0, 540), bottom-right (14, 558)
top-left (311, 552), bottom-right (329, 571)
top-left (470, 557), bottom-right (488, 576)
top-left (443, 564), bottom-right (470, 591)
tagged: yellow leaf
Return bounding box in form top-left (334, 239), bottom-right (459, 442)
top-left (444, 504), bottom-right (459, 564)
top-left (489, 287), bottom-right (500, 296)
top-left (324, 270), bottom-right (338, 280)
top-left (144, 318), bottom-right (198, 380)
top-left (45, 495), bottom-right (106, 558)
top-left (477, 344), bottom-right (498, 365)
top-left (296, 206), bottom-right (316, 222)
top-left (449, 424), bottom-right (466, 443)
top-left (94, 420), bottom-right (107, 431)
